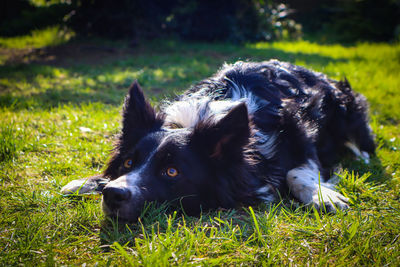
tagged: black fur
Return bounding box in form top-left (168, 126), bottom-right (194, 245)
top-left (64, 60), bottom-right (375, 222)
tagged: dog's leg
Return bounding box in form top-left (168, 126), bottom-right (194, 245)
top-left (344, 141), bottom-right (370, 164)
top-left (324, 163), bottom-right (343, 186)
top-left (61, 175), bottom-right (109, 195)
top-left (286, 160), bottom-right (349, 212)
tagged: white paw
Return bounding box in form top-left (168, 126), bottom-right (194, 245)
top-left (310, 186), bottom-right (349, 213)
top-left (344, 142), bottom-right (370, 164)
top-left (61, 178), bottom-right (99, 195)
top-left (360, 151), bottom-right (370, 164)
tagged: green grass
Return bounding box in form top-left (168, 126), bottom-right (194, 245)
top-left (1, 29), bottom-right (400, 265)
top-left (0, 26), bottom-right (74, 50)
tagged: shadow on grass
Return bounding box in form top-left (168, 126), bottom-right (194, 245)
top-left (0, 40), bottom-right (349, 110)
top-left (0, 87), bottom-right (126, 110)
top-left (340, 155), bottom-right (391, 185)
top-left (97, 202), bottom-right (252, 250)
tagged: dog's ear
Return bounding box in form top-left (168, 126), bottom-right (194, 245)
top-left (122, 81), bottom-right (162, 139)
top-left (121, 81), bottom-right (163, 147)
top-left (191, 103), bottom-right (250, 162)
top-left (104, 81), bottom-right (163, 179)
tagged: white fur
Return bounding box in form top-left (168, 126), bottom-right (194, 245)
top-left (255, 185), bottom-right (276, 202)
top-left (226, 79), bottom-right (279, 159)
top-left (225, 77), bottom-right (268, 114)
top-left (286, 160), bottom-right (349, 212)
top-left (105, 148), bottom-right (157, 197)
top-left (61, 178), bottom-right (99, 195)
top-left (163, 98), bottom-right (210, 128)
top-left (164, 98), bottom-right (250, 129)
top-left (163, 78), bottom-right (271, 129)
top-left (105, 171), bottom-right (141, 196)
top-left (345, 141), bottom-right (370, 164)
top-left (345, 141), bottom-right (362, 158)
top-left (208, 100), bottom-right (239, 119)
top-left (361, 151), bottom-right (370, 164)
top-left (254, 131), bottom-right (278, 159)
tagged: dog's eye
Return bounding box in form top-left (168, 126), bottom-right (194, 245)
top-left (124, 159), bottom-right (133, 169)
top-left (166, 167), bottom-right (179, 178)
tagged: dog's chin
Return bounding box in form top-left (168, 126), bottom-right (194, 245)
top-left (103, 209), bottom-right (139, 223)
top-left (107, 213), bottom-right (138, 224)
top-left (102, 201), bottom-right (139, 223)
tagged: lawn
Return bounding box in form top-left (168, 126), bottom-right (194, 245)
top-left (1, 29), bottom-right (400, 265)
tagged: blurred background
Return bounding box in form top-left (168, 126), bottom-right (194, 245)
top-left (1, 0), bottom-right (399, 44)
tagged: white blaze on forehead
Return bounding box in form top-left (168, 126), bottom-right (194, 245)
top-left (107, 170), bottom-right (141, 195)
top-left (107, 149), bottom-right (157, 194)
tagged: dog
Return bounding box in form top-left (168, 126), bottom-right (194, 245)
top-left (61, 60), bottom-right (375, 222)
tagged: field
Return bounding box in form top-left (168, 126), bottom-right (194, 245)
top-left (1, 29), bottom-right (400, 265)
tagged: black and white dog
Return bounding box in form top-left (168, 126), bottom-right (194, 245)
top-left (62, 60), bottom-right (375, 222)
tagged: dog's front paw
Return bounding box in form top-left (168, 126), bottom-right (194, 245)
top-left (61, 175), bottom-right (108, 195)
top-left (311, 186), bottom-right (349, 213)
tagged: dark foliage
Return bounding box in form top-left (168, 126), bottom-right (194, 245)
top-left (1, 0), bottom-right (398, 42)
top-left (170, 0), bottom-right (301, 42)
top-left (66, 0), bottom-right (174, 39)
top-left (65, 0), bottom-right (301, 42)
top-left (286, 0), bottom-right (400, 42)
top-left (0, 0), bottom-right (71, 37)
top-left (170, 0), bottom-right (261, 41)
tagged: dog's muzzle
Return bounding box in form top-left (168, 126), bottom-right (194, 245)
top-left (101, 177), bottom-right (144, 222)
top-left (102, 186), bottom-right (132, 210)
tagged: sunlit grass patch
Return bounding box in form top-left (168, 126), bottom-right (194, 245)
top-left (0, 124), bottom-right (21, 163)
top-left (0, 26), bottom-right (74, 49)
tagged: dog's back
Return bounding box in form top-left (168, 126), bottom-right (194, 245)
top-left (170, 59), bottom-right (374, 172)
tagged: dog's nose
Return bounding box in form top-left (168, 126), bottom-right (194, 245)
top-left (102, 186), bottom-right (132, 209)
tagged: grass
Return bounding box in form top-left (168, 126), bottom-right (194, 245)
top-left (0, 26), bottom-right (74, 50)
top-left (0, 28), bottom-right (400, 265)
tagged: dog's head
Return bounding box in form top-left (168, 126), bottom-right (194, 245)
top-left (102, 82), bottom-right (252, 222)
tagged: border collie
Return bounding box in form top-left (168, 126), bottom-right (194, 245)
top-left (61, 60), bottom-right (375, 222)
